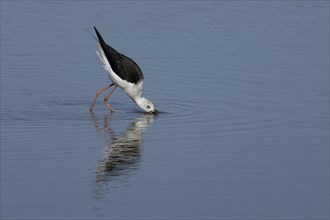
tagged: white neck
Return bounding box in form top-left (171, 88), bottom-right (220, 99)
top-left (135, 96), bottom-right (146, 109)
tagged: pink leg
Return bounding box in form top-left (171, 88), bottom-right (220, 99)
top-left (104, 85), bottom-right (117, 112)
top-left (90, 83), bottom-right (114, 112)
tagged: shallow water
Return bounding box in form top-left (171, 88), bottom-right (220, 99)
top-left (1, 1), bottom-right (329, 219)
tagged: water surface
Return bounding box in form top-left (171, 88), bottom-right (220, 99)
top-left (1, 1), bottom-right (329, 219)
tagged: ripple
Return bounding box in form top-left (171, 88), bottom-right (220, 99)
top-left (154, 98), bottom-right (200, 118)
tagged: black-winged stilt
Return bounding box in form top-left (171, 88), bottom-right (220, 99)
top-left (90, 27), bottom-right (155, 113)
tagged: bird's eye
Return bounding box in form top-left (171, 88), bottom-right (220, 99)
top-left (147, 105), bottom-right (150, 109)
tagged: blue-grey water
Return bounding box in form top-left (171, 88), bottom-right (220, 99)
top-left (1, 1), bottom-right (329, 219)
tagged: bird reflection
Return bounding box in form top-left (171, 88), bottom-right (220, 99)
top-left (90, 113), bottom-right (155, 184)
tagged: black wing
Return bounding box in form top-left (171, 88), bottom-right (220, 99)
top-left (94, 27), bottom-right (144, 84)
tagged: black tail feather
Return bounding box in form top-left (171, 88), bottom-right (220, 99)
top-left (94, 26), bottom-right (106, 45)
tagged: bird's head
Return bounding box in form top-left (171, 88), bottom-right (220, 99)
top-left (136, 97), bottom-right (155, 113)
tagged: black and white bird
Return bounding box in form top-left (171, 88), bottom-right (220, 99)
top-left (90, 27), bottom-right (155, 113)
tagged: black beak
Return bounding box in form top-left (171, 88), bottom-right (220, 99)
top-left (153, 109), bottom-right (159, 114)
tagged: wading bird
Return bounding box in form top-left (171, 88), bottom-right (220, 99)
top-left (90, 27), bottom-right (155, 113)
